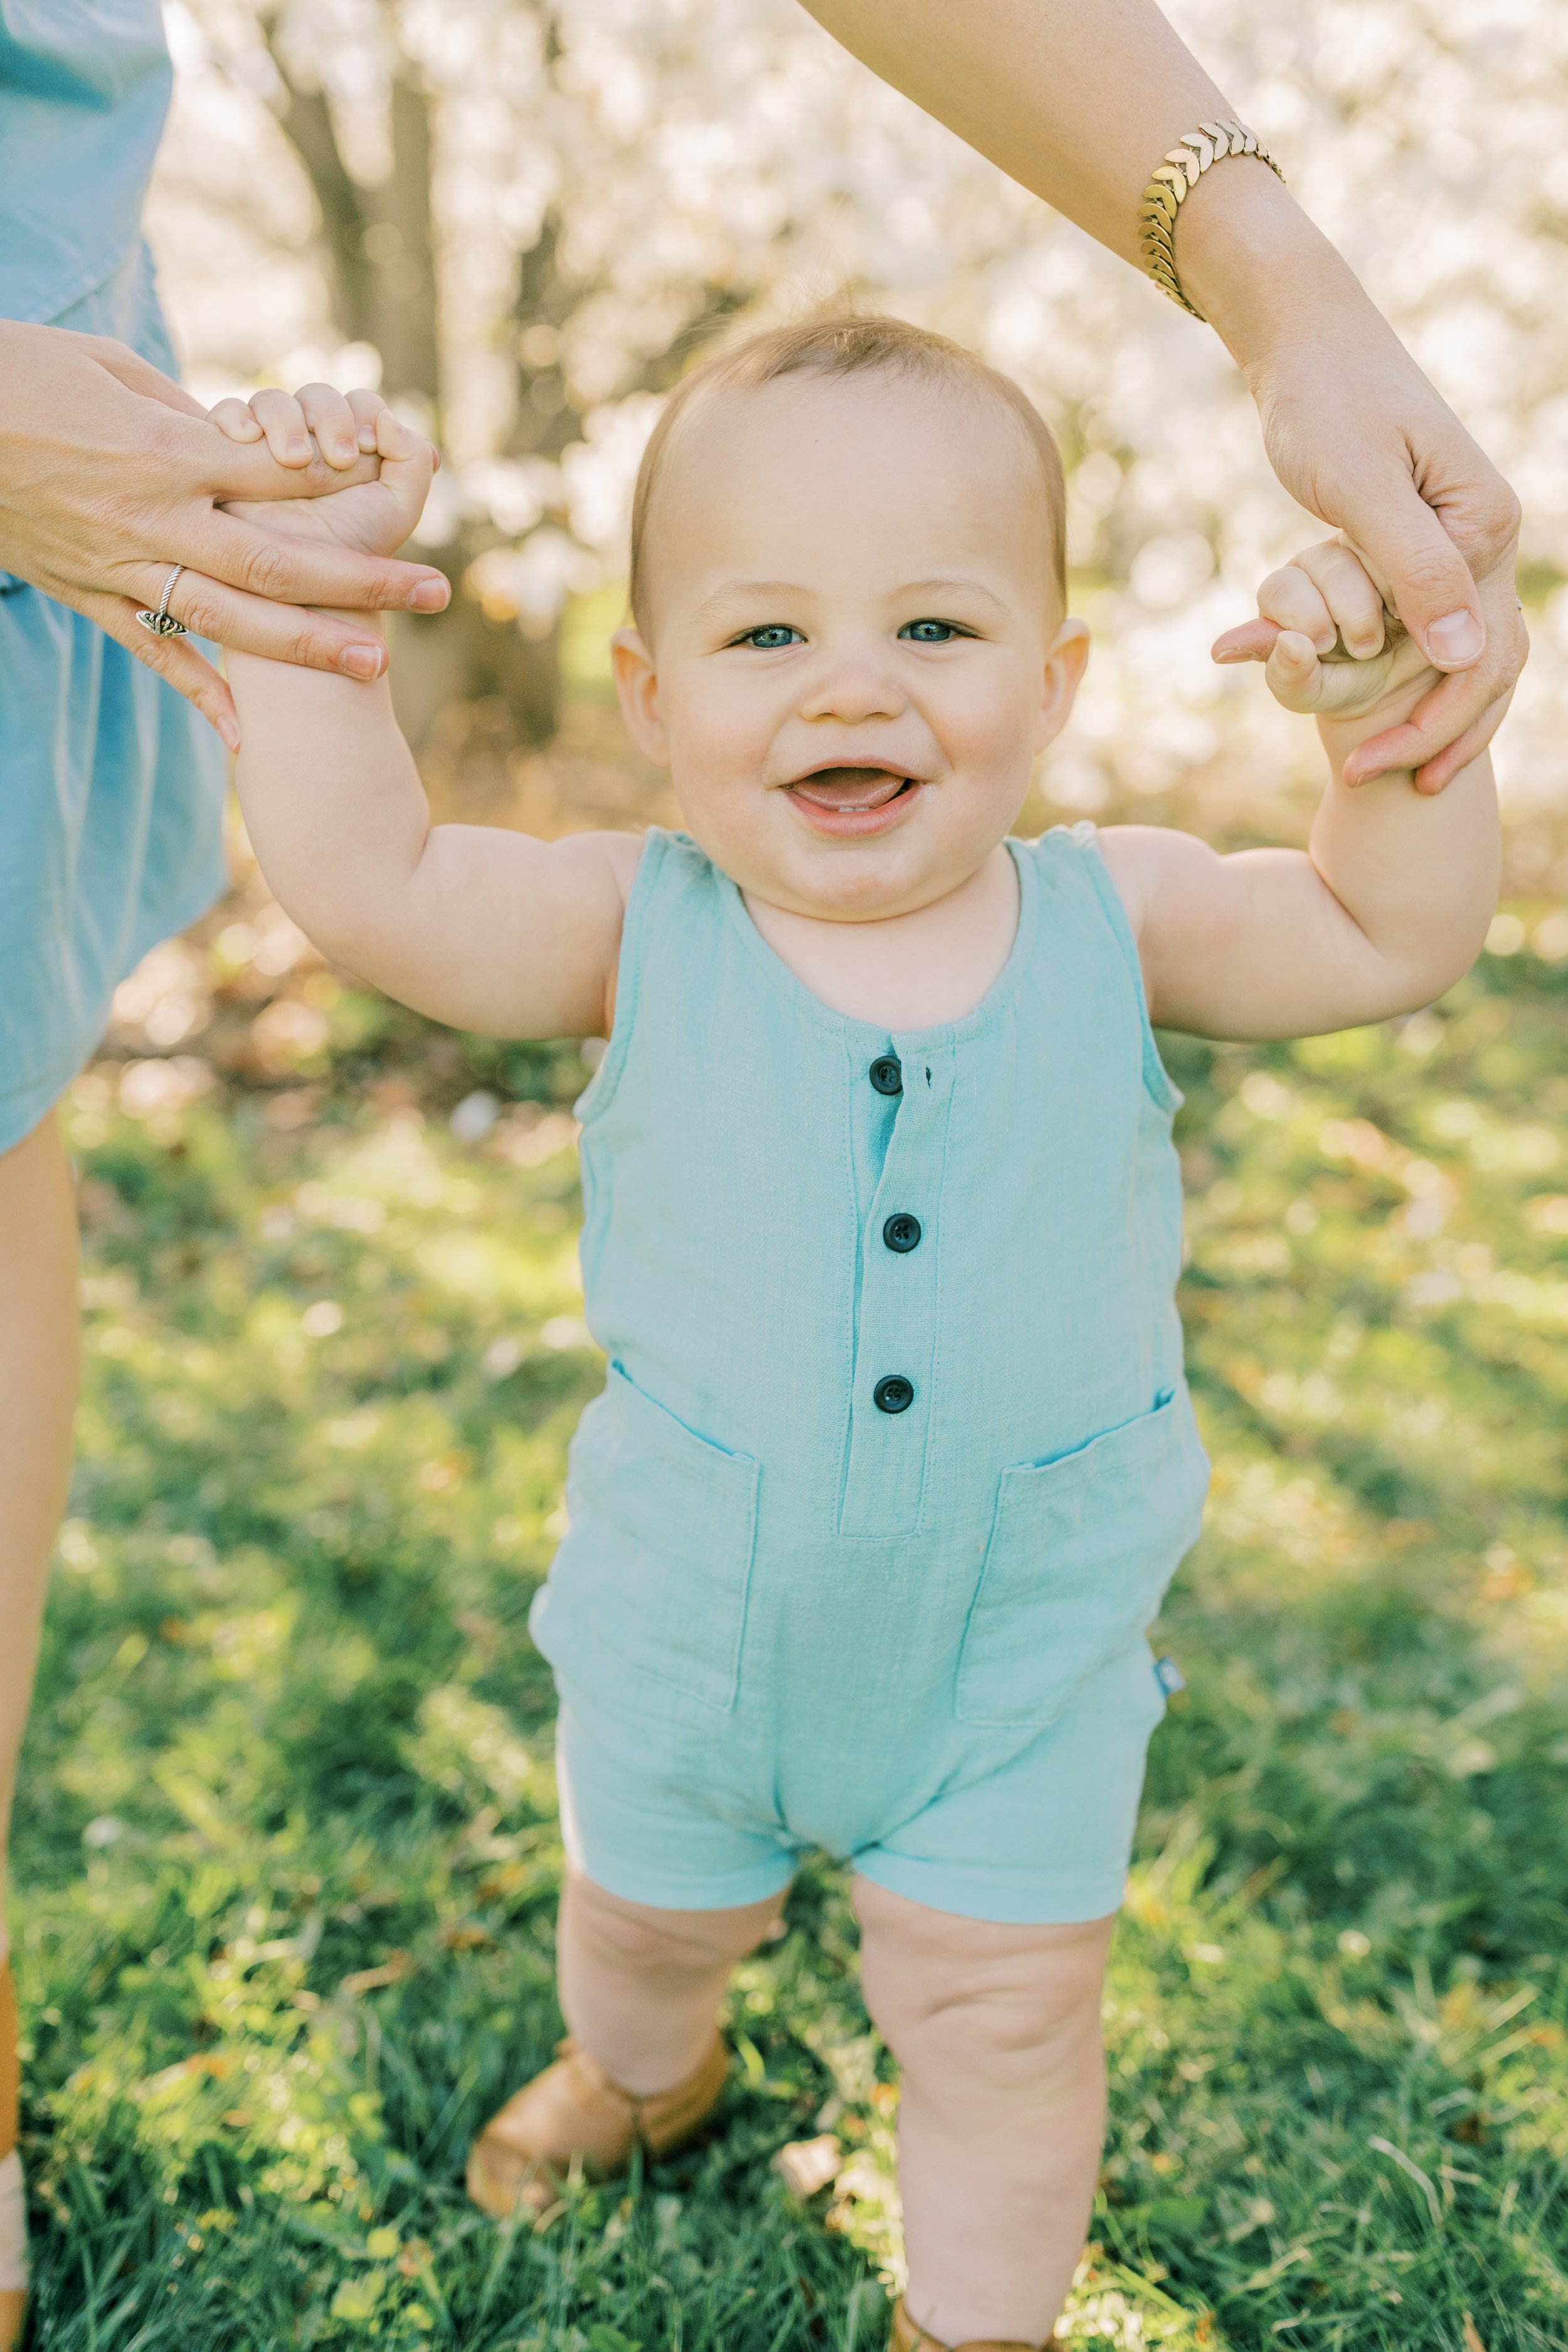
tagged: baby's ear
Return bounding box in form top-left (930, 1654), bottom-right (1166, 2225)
top-left (610, 627), bottom-right (669, 765)
top-left (1036, 616), bottom-right (1089, 749)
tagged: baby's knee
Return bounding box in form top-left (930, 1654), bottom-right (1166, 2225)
top-left (855, 1884), bottom-right (1111, 2095)
top-left (880, 1971), bottom-right (1103, 2100)
top-left (563, 1869), bottom-right (779, 1977)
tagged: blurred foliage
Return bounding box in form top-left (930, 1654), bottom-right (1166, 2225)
top-left (151, 0), bottom-right (1568, 865)
top-left (11, 812), bottom-right (1568, 2346)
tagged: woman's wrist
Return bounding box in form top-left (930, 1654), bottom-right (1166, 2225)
top-left (1172, 161), bottom-right (1370, 373)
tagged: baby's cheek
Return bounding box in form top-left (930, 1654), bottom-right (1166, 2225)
top-left (664, 676), bottom-right (778, 787)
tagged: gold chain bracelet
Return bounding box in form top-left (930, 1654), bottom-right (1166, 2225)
top-left (1139, 119), bottom-right (1285, 322)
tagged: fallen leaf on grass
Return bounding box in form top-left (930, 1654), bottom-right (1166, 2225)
top-left (339, 1950), bottom-right (416, 1996)
top-left (437, 1922), bottom-right (495, 1951)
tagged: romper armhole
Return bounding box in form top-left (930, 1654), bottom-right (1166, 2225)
top-left (573, 827), bottom-right (669, 1125)
top-left (1061, 821), bottom-right (1183, 1115)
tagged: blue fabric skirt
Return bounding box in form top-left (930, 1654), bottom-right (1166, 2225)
top-left (0, 240), bottom-right (227, 1152)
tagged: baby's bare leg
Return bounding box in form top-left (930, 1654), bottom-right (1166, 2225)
top-left (855, 1876), bottom-right (1115, 2348)
top-left (558, 1867), bottom-right (785, 2094)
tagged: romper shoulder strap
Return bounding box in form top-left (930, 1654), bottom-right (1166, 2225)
top-left (1027, 822), bottom-right (1181, 1112)
top-left (574, 828), bottom-right (721, 1124)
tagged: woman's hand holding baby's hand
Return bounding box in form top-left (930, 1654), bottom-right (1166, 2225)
top-left (209, 384), bottom-right (437, 563)
top-left (1218, 538), bottom-right (1445, 788)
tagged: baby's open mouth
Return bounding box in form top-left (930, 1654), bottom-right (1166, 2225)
top-left (787, 765), bottom-right (918, 814)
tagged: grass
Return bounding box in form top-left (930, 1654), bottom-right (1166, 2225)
top-left (13, 842), bottom-right (1568, 2350)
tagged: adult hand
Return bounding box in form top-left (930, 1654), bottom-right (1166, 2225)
top-left (1200, 218), bottom-right (1525, 793)
top-left (798, 0), bottom-right (1525, 796)
top-left (0, 322), bottom-right (452, 750)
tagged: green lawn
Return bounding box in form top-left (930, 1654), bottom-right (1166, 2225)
top-left (14, 879), bottom-right (1568, 2351)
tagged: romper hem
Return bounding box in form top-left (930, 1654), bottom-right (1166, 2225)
top-left (850, 1847), bottom-right (1130, 1929)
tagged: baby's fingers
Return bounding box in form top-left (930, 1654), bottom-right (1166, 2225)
top-left (208, 396), bottom-right (264, 445)
top-left (1256, 563), bottom-right (1337, 653)
top-left (295, 382), bottom-right (361, 470)
top-left (1292, 539), bottom-right (1387, 660)
top-left (373, 403), bottom-right (427, 463)
top-left (248, 388), bottom-right (315, 468)
top-left (346, 387), bottom-right (388, 453)
top-left (1263, 628), bottom-right (1328, 713)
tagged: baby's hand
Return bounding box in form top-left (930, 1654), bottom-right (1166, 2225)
top-left (1214, 538), bottom-right (1441, 783)
top-left (209, 384), bottom-right (437, 561)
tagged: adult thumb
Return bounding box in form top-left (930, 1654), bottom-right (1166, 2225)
top-left (1345, 458), bottom-right (1486, 672)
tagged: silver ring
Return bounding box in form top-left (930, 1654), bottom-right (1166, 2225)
top-left (135, 564), bottom-right (188, 638)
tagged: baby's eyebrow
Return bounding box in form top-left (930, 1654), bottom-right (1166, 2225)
top-left (694, 575), bottom-right (1013, 619)
top-left (899, 576), bottom-right (1012, 617)
top-left (695, 579), bottom-right (812, 618)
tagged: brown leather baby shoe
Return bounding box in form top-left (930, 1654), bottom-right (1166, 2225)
top-left (465, 2033), bottom-right (728, 2217)
top-left (891, 2296), bottom-right (1066, 2352)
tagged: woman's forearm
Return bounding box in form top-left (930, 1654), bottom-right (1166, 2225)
top-left (798, 0), bottom-right (1232, 265)
top-left (803, 0), bottom-right (1525, 788)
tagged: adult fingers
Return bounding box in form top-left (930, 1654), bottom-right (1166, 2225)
top-left (248, 388), bottom-right (315, 468)
top-left (1256, 563), bottom-right (1337, 651)
top-left (208, 396), bottom-right (265, 444)
top-left (295, 382), bottom-right (361, 469)
top-left (1337, 442), bottom-right (1508, 672)
top-left (128, 560), bottom-right (391, 679)
top-left (74, 585), bottom-right (241, 748)
top-left (1411, 683), bottom-right (1515, 797)
top-left (345, 387), bottom-right (386, 452)
top-left (1212, 616), bottom-right (1281, 665)
top-left (1292, 540), bottom-right (1386, 658)
top-left (1345, 672), bottom-right (1513, 793)
top-left (1345, 586), bottom-right (1526, 787)
top-left (163, 503), bottom-right (450, 613)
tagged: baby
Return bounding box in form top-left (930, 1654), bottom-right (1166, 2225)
top-left (211, 316), bottom-right (1498, 2352)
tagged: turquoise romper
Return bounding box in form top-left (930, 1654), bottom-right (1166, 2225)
top-left (530, 824), bottom-right (1210, 1925)
top-left (0, 2), bottom-right (226, 1152)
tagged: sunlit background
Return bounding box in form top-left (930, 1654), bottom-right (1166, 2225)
top-left (21, 8), bottom-right (1568, 2344)
top-left (146, 0), bottom-right (1568, 872)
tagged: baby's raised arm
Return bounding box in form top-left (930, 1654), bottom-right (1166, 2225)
top-left (218, 389), bottom-right (638, 1040)
top-left (1101, 539), bottom-right (1502, 1040)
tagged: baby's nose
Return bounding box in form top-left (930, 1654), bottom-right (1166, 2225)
top-left (798, 653), bottom-right (906, 724)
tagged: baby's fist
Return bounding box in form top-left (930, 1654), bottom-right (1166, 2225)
top-left (1214, 537), bottom-right (1441, 776)
top-left (213, 385), bottom-right (438, 561)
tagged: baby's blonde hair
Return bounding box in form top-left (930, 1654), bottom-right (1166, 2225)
top-left (628, 311), bottom-right (1067, 632)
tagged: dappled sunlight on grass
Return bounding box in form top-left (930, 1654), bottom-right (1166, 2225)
top-left (12, 869), bottom-right (1568, 2346)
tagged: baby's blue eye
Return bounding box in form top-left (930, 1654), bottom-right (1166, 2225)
top-left (899, 618), bottom-right (965, 643)
top-left (738, 624), bottom-right (803, 650)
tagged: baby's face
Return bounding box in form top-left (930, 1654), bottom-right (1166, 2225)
top-left (612, 373), bottom-right (1088, 923)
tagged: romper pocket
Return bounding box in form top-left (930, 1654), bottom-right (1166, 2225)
top-left (529, 1362), bottom-right (760, 1714)
top-left (954, 1388), bottom-right (1209, 1732)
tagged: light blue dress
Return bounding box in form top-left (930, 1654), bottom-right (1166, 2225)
top-left (0, 1), bottom-right (226, 1152)
top-left (530, 825), bottom-right (1210, 1925)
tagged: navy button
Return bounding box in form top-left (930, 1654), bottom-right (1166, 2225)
top-left (873, 1374), bottom-right (914, 1414)
top-left (869, 1056), bottom-right (903, 1096)
top-left (883, 1213), bottom-right (922, 1253)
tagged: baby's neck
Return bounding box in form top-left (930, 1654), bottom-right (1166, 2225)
top-left (742, 844), bottom-right (1020, 1030)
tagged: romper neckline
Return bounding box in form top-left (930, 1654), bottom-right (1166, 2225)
top-left (713, 834), bottom-right (1041, 1050)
